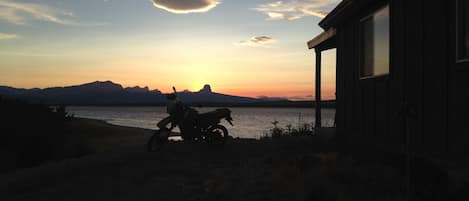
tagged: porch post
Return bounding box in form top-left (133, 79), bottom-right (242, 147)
top-left (315, 49), bottom-right (322, 128)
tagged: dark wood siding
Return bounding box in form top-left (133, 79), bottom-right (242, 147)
top-left (389, 0), bottom-right (405, 146)
top-left (335, 0), bottom-right (461, 153)
top-left (335, 28), bottom-right (346, 137)
top-left (403, 0), bottom-right (424, 151)
top-left (336, 0), bottom-right (398, 146)
top-left (374, 78), bottom-right (388, 141)
top-left (421, 0), bottom-right (448, 153)
top-left (337, 21), bottom-right (361, 142)
top-left (448, 0), bottom-right (469, 153)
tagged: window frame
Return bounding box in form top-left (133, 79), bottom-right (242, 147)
top-left (456, 0), bottom-right (469, 63)
top-left (358, 4), bottom-right (391, 80)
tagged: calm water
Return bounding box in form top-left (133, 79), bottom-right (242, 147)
top-left (67, 107), bottom-right (335, 139)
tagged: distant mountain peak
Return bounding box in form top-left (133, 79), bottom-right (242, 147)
top-left (91, 80), bottom-right (114, 85)
top-left (125, 86), bottom-right (150, 93)
top-left (75, 80), bottom-right (123, 92)
top-left (151, 89), bottom-right (162, 94)
top-left (199, 84), bottom-right (212, 93)
top-left (86, 80), bottom-right (120, 87)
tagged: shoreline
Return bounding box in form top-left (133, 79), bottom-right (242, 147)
top-left (59, 100), bottom-right (337, 109)
top-left (61, 117), bottom-right (154, 155)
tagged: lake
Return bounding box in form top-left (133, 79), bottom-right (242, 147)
top-left (67, 107), bottom-right (336, 139)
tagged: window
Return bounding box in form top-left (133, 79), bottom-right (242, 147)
top-left (458, 0), bottom-right (469, 60)
top-left (360, 5), bottom-right (390, 78)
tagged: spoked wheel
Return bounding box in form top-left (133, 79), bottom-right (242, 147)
top-left (207, 125), bottom-right (229, 145)
top-left (147, 129), bottom-right (169, 152)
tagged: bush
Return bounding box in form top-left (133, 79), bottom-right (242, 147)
top-left (0, 97), bottom-right (71, 172)
top-left (262, 121), bottom-right (314, 139)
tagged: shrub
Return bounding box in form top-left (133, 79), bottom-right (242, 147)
top-left (262, 121), bottom-right (314, 139)
top-left (0, 97), bottom-right (71, 172)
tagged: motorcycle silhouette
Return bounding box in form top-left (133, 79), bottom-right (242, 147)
top-left (147, 87), bottom-right (233, 152)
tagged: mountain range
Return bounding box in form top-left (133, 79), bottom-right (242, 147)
top-left (0, 81), bottom-right (287, 106)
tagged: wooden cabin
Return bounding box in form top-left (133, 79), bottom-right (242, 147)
top-left (308, 0), bottom-right (469, 154)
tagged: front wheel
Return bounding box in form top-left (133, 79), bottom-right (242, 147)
top-left (147, 129), bottom-right (169, 152)
top-left (207, 125), bottom-right (229, 145)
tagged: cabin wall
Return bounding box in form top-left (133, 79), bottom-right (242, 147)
top-left (421, 0), bottom-right (449, 153)
top-left (448, 0), bottom-right (469, 153)
top-left (335, 0), bottom-right (466, 153)
top-left (389, 0), bottom-right (405, 146)
top-left (402, 0), bottom-right (424, 152)
top-left (336, 0), bottom-right (403, 149)
top-left (336, 21), bottom-right (359, 143)
top-left (335, 27), bottom-right (346, 137)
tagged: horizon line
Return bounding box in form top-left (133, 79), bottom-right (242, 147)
top-left (0, 80), bottom-right (328, 101)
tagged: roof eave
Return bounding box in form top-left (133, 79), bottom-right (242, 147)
top-left (318, 0), bottom-right (354, 30)
top-left (307, 28), bottom-right (337, 50)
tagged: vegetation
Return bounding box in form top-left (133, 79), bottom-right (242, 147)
top-left (175, 135), bottom-right (407, 201)
top-left (0, 97), bottom-right (72, 172)
top-left (259, 120), bottom-right (467, 200)
top-left (262, 121), bottom-right (314, 139)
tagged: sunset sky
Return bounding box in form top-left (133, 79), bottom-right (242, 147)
top-left (0, 0), bottom-right (339, 100)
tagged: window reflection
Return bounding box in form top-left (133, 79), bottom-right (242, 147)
top-left (361, 5), bottom-right (389, 78)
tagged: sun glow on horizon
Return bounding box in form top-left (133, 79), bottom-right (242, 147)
top-left (0, 0), bottom-right (340, 101)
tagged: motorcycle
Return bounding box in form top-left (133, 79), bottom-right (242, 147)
top-left (147, 87), bottom-right (234, 152)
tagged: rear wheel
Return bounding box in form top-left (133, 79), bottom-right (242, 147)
top-left (207, 125), bottom-right (228, 145)
top-left (147, 129), bottom-right (169, 152)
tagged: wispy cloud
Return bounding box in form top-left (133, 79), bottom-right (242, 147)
top-left (0, 32), bottom-right (18, 40)
top-left (255, 0), bottom-right (340, 20)
top-left (0, 51), bottom-right (61, 57)
top-left (235, 36), bottom-right (276, 47)
top-left (0, 0), bottom-right (101, 26)
top-left (151, 0), bottom-right (221, 14)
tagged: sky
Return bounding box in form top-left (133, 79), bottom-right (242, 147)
top-left (0, 0), bottom-right (340, 100)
